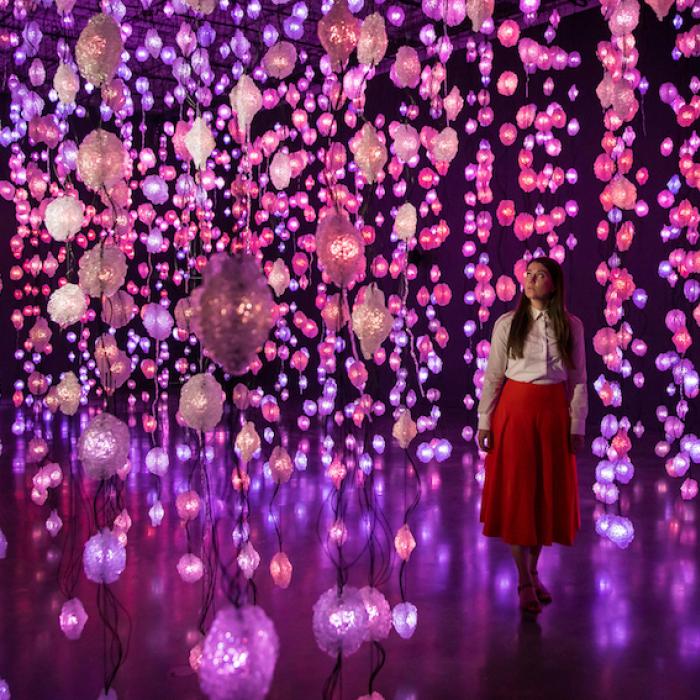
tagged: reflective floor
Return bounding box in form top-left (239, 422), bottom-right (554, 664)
top-left (0, 401), bottom-right (698, 700)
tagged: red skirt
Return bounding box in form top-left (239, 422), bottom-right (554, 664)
top-left (480, 379), bottom-right (580, 546)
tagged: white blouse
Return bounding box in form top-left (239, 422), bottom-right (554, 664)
top-left (477, 305), bottom-right (588, 435)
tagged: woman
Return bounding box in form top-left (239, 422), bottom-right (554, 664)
top-left (476, 256), bottom-right (587, 616)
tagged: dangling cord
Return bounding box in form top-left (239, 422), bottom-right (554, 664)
top-left (269, 481), bottom-right (283, 554)
top-left (322, 652), bottom-right (343, 700)
top-left (58, 414), bottom-right (91, 601)
top-left (98, 581), bottom-right (131, 695)
top-left (398, 451), bottom-right (423, 603)
top-left (197, 429), bottom-right (217, 635)
top-left (401, 265), bottom-right (425, 398)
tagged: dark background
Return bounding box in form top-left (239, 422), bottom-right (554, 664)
top-left (0, 3), bottom-right (695, 438)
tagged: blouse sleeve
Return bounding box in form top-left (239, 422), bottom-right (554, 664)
top-left (567, 315), bottom-right (588, 435)
top-left (477, 315), bottom-right (510, 431)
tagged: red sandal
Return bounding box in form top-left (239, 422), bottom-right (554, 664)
top-left (531, 571), bottom-right (553, 605)
top-left (517, 582), bottom-right (542, 615)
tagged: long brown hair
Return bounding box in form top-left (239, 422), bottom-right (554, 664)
top-left (506, 256), bottom-right (574, 368)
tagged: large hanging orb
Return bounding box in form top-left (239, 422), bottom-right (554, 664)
top-left (54, 62), bottom-right (80, 104)
top-left (352, 283), bottom-right (393, 359)
top-left (102, 290), bottom-right (136, 329)
top-left (269, 152), bottom-right (292, 191)
top-left (83, 529), bottom-right (126, 584)
top-left (351, 123), bottom-right (387, 184)
top-left (394, 202), bottom-right (417, 241)
top-left (229, 74), bottom-right (262, 134)
top-left (142, 302), bottom-right (174, 341)
top-left (199, 605), bottom-right (279, 700)
top-left (184, 117), bottom-right (215, 170)
top-left (192, 254), bottom-right (274, 375)
top-left (358, 586), bottom-right (392, 641)
top-left (78, 245), bottom-right (127, 298)
top-left (262, 42), bottom-right (297, 79)
top-left (316, 211), bottom-right (366, 288)
top-left (608, 0), bottom-right (640, 36)
top-left (77, 129), bottom-right (127, 191)
top-left (391, 46), bottom-right (421, 88)
top-left (467, 0), bottom-right (494, 31)
top-left (392, 123), bottom-right (420, 163)
top-left (179, 373), bottom-right (224, 432)
top-left (44, 195), bottom-right (84, 242)
top-left (317, 0), bottom-right (361, 69)
top-left (48, 283), bottom-right (87, 328)
top-left (78, 413), bottom-right (130, 480)
top-left (357, 12), bottom-right (388, 66)
top-left (312, 586), bottom-right (369, 657)
top-left (94, 334), bottom-right (131, 393)
top-left (56, 371), bottom-right (81, 416)
top-left (76, 13), bottom-right (123, 87)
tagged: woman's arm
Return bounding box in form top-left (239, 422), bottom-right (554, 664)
top-left (477, 315), bottom-right (509, 432)
top-left (568, 315), bottom-right (588, 436)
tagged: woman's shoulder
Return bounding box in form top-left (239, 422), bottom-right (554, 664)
top-left (494, 310), bottom-right (516, 327)
top-left (566, 311), bottom-right (584, 328)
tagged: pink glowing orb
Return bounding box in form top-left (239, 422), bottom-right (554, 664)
top-left (199, 605), bottom-right (279, 700)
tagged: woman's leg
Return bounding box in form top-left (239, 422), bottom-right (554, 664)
top-left (511, 545), bottom-right (532, 585)
top-left (512, 545), bottom-right (541, 613)
top-left (529, 545), bottom-right (552, 604)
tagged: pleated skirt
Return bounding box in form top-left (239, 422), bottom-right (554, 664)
top-left (480, 379), bottom-right (580, 546)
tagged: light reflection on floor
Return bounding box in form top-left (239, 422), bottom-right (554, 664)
top-left (0, 401), bottom-right (699, 699)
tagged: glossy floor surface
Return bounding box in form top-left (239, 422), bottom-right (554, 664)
top-left (1, 402), bottom-right (699, 700)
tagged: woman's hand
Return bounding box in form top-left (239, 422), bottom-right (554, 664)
top-left (569, 434), bottom-right (584, 454)
top-left (477, 429), bottom-right (492, 452)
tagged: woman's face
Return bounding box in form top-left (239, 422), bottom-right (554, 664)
top-left (524, 262), bottom-right (555, 303)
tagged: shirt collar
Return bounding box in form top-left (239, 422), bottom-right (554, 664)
top-left (529, 305), bottom-right (549, 321)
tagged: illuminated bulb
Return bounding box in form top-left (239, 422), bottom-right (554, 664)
top-left (236, 422), bottom-right (261, 464)
top-left (393, 409), bottom-right (418, 449)
top-left (199, 605), bottom-right (279, 700)
top-left (177, 553), bottom-right (204, 583)
top-left (392, 601), bottom-right (418, 639)
top-left (229, 74), bottom-right (263, 134)
top-left (359, 586), bottom-right (392, 641)
top-left (148, 500), bottom-right (164, 527)
top-left (357, 12), bottom-right (388, 66)
top-left (269, 551), bottom-right (293, 588)
top-left (179, 373), bottom-right (224, 432)
top-left (48, 284), bottom-right (87, 328)
top-left (82, 529), bottom-right (126, 584)
top-left (78, 413), bottom-right (130, 481)
top-left (269, 446), bottom-right (293, 484)
top-left (46, 510), bottom-right (63, 538)
top-left (312, 586), bottom-right (369, 657)
top-left (45, 196), bottom-right (84, 242)
top-left (394, 523), bottom-right (416, 561)
top-left (78, 245), bottom-right (127, 298)
top-left (351, 284), bottom-right (393, 359)
top-left (145, 447), bottom-right (169, 477)
top-left (77, 129), bottom-right (127, 191)
top-left (175, 490), bottom-right (201, 522)
top-left (184, 117), bottom-right (215, 170)
top-left (59, 597), bottom-right (88, 640)
top-left (75, 13), bottom-right (122, 87)
top-left (237, 541), bottom-right (260, 579)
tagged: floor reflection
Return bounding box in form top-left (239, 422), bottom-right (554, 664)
top-left (0, 401), bottom-right (698, 699)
